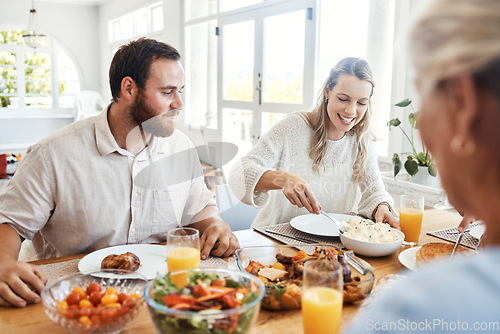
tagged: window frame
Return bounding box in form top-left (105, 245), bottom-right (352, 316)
top-left (0, 27), bottom-right (83, 119)
top-left (183, 0), bottom-right (317, 144)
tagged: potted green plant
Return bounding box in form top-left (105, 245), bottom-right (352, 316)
top-left (387, 98), bottom-right (437, 178)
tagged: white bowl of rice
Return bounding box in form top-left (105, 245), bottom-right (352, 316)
top-left (339, 217), bottom-right (405, 257)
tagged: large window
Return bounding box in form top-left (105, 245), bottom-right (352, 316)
top-left (184, 0), bottom-right (397, 163)
top-left (108, 2), bottom-right (164, 48)
top-left (317, 0), bottom-right (396, 157)
top-left (0, 29), bottom-right (81, 112)
top-left (184, 0), bottom-right (316, 169)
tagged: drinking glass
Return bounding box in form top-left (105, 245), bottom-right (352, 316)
top-left (166, 227), bottom-right (200, 287)
top-left (301, 259), bottom-right (344, 334)
top-left (399, 195), bottom-right (425, 246)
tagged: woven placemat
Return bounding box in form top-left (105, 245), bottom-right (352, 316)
top-left (39, 256), bottom-right (228, 284)
top-left (254, 222), bottom-right (343, 249)
top-left (40, 259), bottom-right (80, 283)
top-left (201, 256), bottom-right (228, 269)
top-left (427, 221), bottom-right (484, 249)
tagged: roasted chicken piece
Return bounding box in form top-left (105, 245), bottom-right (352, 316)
top-left (101, 252), bottom-right (141, 272)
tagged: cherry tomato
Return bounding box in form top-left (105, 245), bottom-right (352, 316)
top-left (101, 294), bottom-right (119, 305)
top-left (78, 307), bottom-right (92, 317)
top-left (65, 292), bottom-right (82, 305)
top-left (212, 279), bottom-right (227, 287)
top-left (57, 300), bottom-right (69, 310)
top-left (64, 308), bottom-right (79, 319)
top-left (71, 287), bottom-right (87, 299)
top-left (90, 315), bottom-right (102, 326)
top-left (101, 309), bottom-right (117, 323)
top-left (193, 284), bottom-right (210, 297)
top-left (79, 299), bottom-right (94, 308)
top-left (122, 297), bottom-right (137, 309)
top-left (89, 291), bottom-right (102, 306)
top-left (79, 315), bottom-right (92, 327)
top-left (117, 293), bottom-right (128, 304)
top-left (91, 304), bottom-right (106, 316)
top-left (115, 306), bottom-right (130, 317)
top-left (104, 288), bottom-right (118, 296)
top-left (86, 282), bottom-right (102, 295)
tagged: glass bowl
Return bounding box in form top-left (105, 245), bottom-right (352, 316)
top-left (41, 269), bottom-right (147, 334)
top-left (144, 268), bottom-right (265, 334)
top-left (235, 244), bottom-right (375, 310)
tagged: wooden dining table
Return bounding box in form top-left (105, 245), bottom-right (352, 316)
top-left (0, 207), bottom-right (464, 333)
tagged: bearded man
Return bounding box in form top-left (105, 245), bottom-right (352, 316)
top-left (0, 38), bottom-right (239, 308)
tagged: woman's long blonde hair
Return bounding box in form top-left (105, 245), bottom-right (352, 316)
top-left (304, 57), bottom-right (374, 181)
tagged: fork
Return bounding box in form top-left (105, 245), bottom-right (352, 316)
top-left (319, 210), bottom-right (346, 234)
top-left (450, 230), bottom-right (465, 259)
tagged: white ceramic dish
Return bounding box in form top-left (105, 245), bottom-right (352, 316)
top-left (470, 224), bottom-right (486, 240)
top-left (398, 246), bottom-right (421, 271)
top-left (340, 229), bottom-right (405, 257)
top-left (78, 244), bottom-right (167, 279)
top-left (290, 213), bottom-right (362, 237)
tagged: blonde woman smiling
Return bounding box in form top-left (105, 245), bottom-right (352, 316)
top-left (229, 57), bottom-right (398, 228)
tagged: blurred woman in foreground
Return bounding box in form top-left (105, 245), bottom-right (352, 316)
top-left (346, 0), bottom-right (500, 331)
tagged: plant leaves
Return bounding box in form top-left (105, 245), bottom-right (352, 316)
top-left (428, 164), bottom-right (437, 177)
top-left (395, 98), bottom-right (412, 107)
top-left (392, 153), bottom-right (401, 177)
top-left (387, 118), bottom-right (401, 130)
top-left (404, 158), bottom-right (419, 176)
top-left (416, 152), bottom-right (430, 165)
top-left (408, 112), bottom-right (418, 129)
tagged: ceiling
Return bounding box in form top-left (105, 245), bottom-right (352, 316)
top-left (37, 0), bottom-right (110, 5)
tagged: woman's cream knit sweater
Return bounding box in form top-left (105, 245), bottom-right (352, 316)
top-left (228, 113), bottom-right (393, 228)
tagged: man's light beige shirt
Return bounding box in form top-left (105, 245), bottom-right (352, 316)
top-left (0, 106), bottom-right (215, 259)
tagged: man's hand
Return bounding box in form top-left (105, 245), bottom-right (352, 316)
top-left (198, 220), bottom-right (239, 259)
top-left (0, 258), bottom-right (47, 307)
top-left (0, 224), bottom-right (47, 307)
top-left (188, 206), bottom-right (240, 260)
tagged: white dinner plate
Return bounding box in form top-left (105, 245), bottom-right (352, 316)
top-left (78, 244), bottom-right (167, 279)
top-left (398, 246), bottom-right (421, 271)
top-left (290, 213), bottom-right (361, 237)
top-left (469, 224), bottom-right (486, 240)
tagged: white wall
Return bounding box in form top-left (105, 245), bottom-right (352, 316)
top-left (0, 0), bottom-right (101, 91)
top-left (97, 0), bottom-right (182, 101)
top-left (0, 0), bottom-right (101, 152)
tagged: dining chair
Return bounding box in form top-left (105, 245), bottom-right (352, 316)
top-left (215, 184), bottom-right (259, 231)
top-left (74, 90), bottom-right (107, 121)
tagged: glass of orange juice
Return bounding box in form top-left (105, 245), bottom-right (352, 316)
top-left (301, 259), bottom-right (343, 334)
top-left (166, 227), bottom-right (200, 288)
top-left (399, 195), bottom-right (425, 246)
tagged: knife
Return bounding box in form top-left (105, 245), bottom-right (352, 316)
top-left (261, 229), bottom-right (373, 274)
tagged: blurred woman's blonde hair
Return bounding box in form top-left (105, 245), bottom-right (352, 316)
top-left (410, 0), bottom-right (500, 95)
top-left (302, 57), bottom-right (374, 182)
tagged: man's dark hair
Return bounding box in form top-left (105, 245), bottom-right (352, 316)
top-left (109, 38), bottom-right (181, 102)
